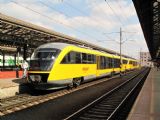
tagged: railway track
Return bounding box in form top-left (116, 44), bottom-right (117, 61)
top-left (64, 68), bottom-right (150, 120)
top-left (0, 69), bottom-right (143, 116)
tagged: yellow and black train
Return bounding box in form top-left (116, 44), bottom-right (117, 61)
top-left (28, 43), bottom-right (139, 90)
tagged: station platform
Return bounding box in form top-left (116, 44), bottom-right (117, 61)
top-left (0, 77), bottom-right (29, 99)
top-left (128, 68), bottom-right (160, 120)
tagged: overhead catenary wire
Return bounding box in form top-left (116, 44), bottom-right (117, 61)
top-left (92, 0), bottom-right (119, 27)
top-left (11, 0), bottom-right (104, 43)
top-left (11, 0), bottom-right (136, 46)
top-left (64, 0), bottom-right (114, 26)
top-left (46, 0), bottom-right (116, 42)
top-left (48, 0), bottom-right (135, 41)
top-left (104, 0), bottom-right (138, 44)
top-left (89, 0), bottom-right (124, 41)
top-left (107, 0), bottom-right (131, 25)
top-left (116, 0), bottom-right (140, 41)
top-left (114, 0), bottom-right (137, 42)
top-left (116, 0), bottom-right (132, 24)
top-left (38, 0), bottom-right (115, 42)
top-left (62, 1), bottom-right (89, 16)
top-left (105, 0), bottom-right (126, 27)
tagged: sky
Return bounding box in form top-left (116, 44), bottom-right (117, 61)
top-left (0, 0), bottom-right (149, 59)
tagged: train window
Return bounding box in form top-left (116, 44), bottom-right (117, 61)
top-left (109, 58), bottom-right (113, 68)
top-left (93, 55), bottom-right (96, 63)
top-left (88, 54), bottom-right (95, 64)
top-left (112, 59), bottom-right (115, 68)
top-left (113, 58), bottom-right (120, 68)
top-left (75, 52), bottom-right (81, 63)
top-left (133, 61), bottom-right (137, 66)
top-left (105, 57), bottom-right (110, 68)
top-left (70, 52), bottom-right (76, 63)
top-left (100, 56), bottom-right (105, 69)
top-left (61, 51), bottom-right (96, 64)
top-left (61, 52), bottom-right (69, 63)
top-left (82, 53), bottom-right (87, 63)
top-left (61, 51), bottom-right (75, 64)
top-left (61, 51), bottom-right (82, 64)
top-left (112, 59), bottom-right (115, 67)
top-left (118, 59), bottom-right (120, 67)
top-left (122, 60), bottom-right (128, 64)
top-left (31, 48), bottom-right (60, 60)
top-left (99, 56), bottom-right (112, 69)
top-left (82, 53), bottom-right (96, 64)
top-left (129, 61), bottom-right (133, 64)
top-left (88, 54), bottom-right (92, 62)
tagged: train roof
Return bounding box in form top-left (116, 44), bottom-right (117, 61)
top-left (37, 43), bottom-right (137, 61)
top-left (37, 43), bottom-right (73, 50)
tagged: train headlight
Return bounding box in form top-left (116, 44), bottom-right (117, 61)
top-left (34, 75), bottom-right (41, 82)
top-left (29, 75), bottom-right (35, 81)
top-left (29, 75), bottom-right (41, 82)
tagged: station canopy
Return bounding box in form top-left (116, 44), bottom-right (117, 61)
top-left (133, 0), bottom-right (160, 60)
top-left (0, 13), bottom-right (133, 59)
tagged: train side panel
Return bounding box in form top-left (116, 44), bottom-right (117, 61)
top-left (48, 46), bottom-right (97, 82)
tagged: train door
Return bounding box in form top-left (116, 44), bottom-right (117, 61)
top-left (112, 55), bottom-right (114, 73)
top-left (96, 56), bottom-right (100, 76)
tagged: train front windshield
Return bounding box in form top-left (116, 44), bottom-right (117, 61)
top-left (29, 48), bottom-right (60, 71)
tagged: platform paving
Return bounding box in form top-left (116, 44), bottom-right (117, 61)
top-left (0, 78), bottom-right (29, 99)
top-left (128, 68), bottom-right (160, 120)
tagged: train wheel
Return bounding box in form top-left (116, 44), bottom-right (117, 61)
top-left (67, 82), bottom-right (74, 90)
top-left (73, 77), bottom-right (81, 88)
top-left (110, 72), bottom-right (113, 77)
top-left (110, 71), bottom-right (115, 77)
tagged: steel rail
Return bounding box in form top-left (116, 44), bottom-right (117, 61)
top-left (0, 69), bottom-right (140, 116)
top-left (64, 68), bottom-right (150, 120)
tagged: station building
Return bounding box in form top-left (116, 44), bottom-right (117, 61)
top-left (140, 52), bottom-right (154, 67)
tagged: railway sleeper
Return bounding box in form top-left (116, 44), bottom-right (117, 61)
top-left (88, 110), bottom-right (111, 116)
top-left (98, 104), bottom-right (115, 107)
top-left (96, 106), bottom-right (113, 109)
top-left (88, 110), bottom-right (109, 115)
top-left (94, 105), bottom-right (110, 109)
top-left (88, 110), bottom-right (113, 115)
top-left (91, 108), bottom-right (113, 112)
top-left (82, 113), bottom-right (108, 119)
top-left (79, 116), bottom-right (99, 120)
top-left (95, 106), bottom-right (115, 110)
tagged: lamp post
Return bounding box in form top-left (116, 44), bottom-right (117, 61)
top-left (119, 27), bottom-right (135, 76)
top-left (103, 28), bottom-right (136, 76)
top-left (120, 27), bottom-right (122, 76)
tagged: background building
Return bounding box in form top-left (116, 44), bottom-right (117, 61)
top-left (140, 52), bottom-right (154, 67)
